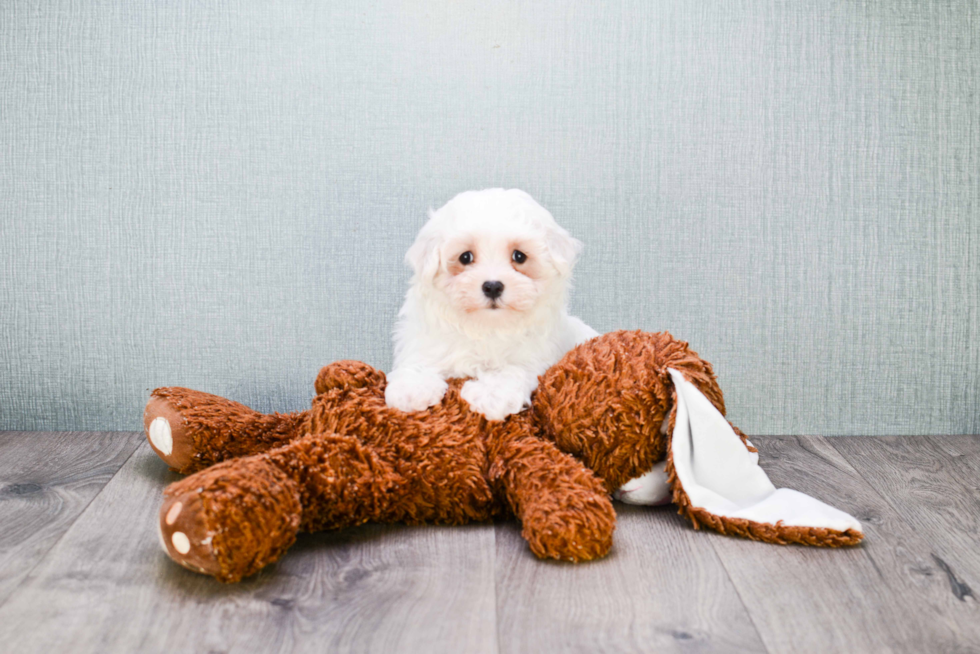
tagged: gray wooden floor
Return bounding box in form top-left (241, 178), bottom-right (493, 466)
top-left (0, 432), bottom-right (978, 653)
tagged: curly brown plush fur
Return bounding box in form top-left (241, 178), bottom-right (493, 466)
top-left (152, 358), bottom-right (619, 581)
top-left (148, 330), bottom-right (859, 583)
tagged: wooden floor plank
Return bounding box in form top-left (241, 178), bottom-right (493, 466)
top-left (0, 443), bottom-right (498, 654)
top-left (0, 431), bottom-right (142, 606)
top-left (4, 432), bottom-right (979, 653)
top-left (709, 436), bottom-right (980, 654)
top-left (833, 435), bottom-right (980, 603)
top-left (494, 504), bottom-right (768, 654)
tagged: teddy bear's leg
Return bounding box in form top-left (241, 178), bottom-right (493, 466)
top-left (144, 387), bottom-right (310, 474)
top-left (261, 431), bottom-right (400, 532)
top-left (158, 431), bottom-right (401, 582)
top-left (490, 420), bottom-right (616, 562)
top-left (158, 456), bottom-right (302, 581)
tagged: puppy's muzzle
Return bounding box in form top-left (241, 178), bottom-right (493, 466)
top-left (482, 280), bottom-right (504, 300)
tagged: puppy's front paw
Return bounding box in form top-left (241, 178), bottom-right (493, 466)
top-left (385, 370), bottom-right (448, 412)
top-left (460, 379), bottom-right (529, 421)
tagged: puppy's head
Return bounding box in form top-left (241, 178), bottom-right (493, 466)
top-left (405, 188), bottom-right (582, 330)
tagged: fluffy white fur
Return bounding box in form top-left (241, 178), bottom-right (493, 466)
top-left (385, 188), bottom-right (598, 421)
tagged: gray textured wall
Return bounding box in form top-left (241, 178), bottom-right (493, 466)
top-left (1, 1), bottom-right (978, 435)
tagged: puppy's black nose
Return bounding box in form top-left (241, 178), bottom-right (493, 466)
top-left (482, 280), bottom-right (504, 300)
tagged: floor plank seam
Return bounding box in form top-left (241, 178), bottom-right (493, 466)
top-left (490, 523), bottom-right (501, 654)
top-left (705, 536), bottom-right (774, 654)
top-left (0, 432), bottom-right (143, 614)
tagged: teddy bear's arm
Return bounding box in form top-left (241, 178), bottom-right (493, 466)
top-left (314, 360), bottom-right (387, 396)
top-left (489, 419), bottom-right (616, 563)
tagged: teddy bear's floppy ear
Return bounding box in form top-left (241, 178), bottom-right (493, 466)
top-left (665, 368), bottom-right (864, 547)
top-left (404, 211), bottom-right (442, 283)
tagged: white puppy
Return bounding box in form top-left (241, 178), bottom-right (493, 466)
top-left (385, 188), bottom-right (598, 421)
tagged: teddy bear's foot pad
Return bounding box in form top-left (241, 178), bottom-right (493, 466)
top-left (157, 491), bottom-right (222, 576)
top-left (158, 457), bottom-right (304, 582)
top-left (144, 394), bottom-right (196, 471)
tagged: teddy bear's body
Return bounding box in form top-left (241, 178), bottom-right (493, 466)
top-left (150, 357), bottom-right (626, 581)
top-left (146, 331), bottom-right (861, 583)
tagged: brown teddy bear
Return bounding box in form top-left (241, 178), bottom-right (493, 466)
top-left (145, 331), bottom-right (862, 583)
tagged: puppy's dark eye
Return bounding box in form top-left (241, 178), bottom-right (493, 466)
top-left (512, 250), bottom-right (527, 264)
top-left (459, 251), bottom-right (474, 265)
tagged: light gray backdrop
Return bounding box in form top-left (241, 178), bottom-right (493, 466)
top-left (1, 1), bottom-right (978, 435)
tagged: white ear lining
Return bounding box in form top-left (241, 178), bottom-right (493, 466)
top-left (667, 368), bottom-right (863, 533)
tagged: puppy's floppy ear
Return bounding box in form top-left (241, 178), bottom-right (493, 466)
top-left (544, 224), bottom-right (583, 278)
top-left (405, 212), bottom-right (442, 282)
